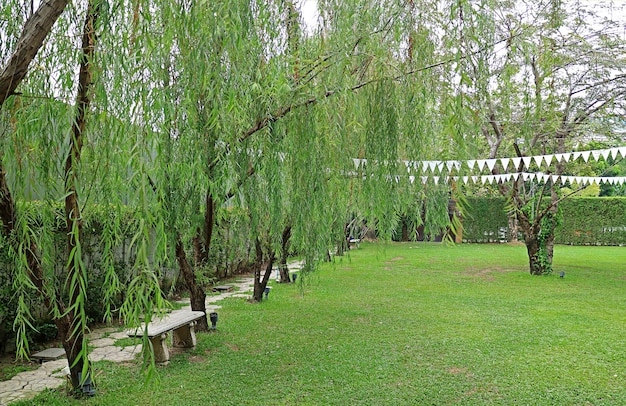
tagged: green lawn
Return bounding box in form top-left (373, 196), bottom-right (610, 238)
top-left (20, 243), bottom-right (626, 405)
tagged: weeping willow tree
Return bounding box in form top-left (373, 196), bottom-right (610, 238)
top-left (1, 0), bottom-right (170, 391)
top-left (448, 0), bottom-right (626, 274)
top-left (1, 0), bottom-right (482, 393)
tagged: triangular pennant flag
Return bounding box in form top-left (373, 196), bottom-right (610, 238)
top-left (561, 152), bottom-right (571, 162)
top-left (512, 173), bottom-right (520, 181)
top-left (522, 172), bottom-right (531, 181)
top-left (573, 151), bottom-right (582, 161)
top-left (433, 176), bottom-right (440, 184)
top-left (404, 161), bottom-right (412, 172)
top-left (574, 176), bottom-right (583, 184)
top-left (486, 159), bottom-right (497, 172)
top-left (476, 159), bottom-right (487, 171)
top-left (533, 155), bottom-right (544, 167)
top-left (601, 149), bottom-right (611, 161)
top-left (467, 160), bottom-right (476, 170)
top-left (500, 158), bottom-right (510, 171)
top-left (462, 176), bottom-right (469, 184)
top-left (592, 150), bottom-right (602, 161)
top-left (560, 176), bottom-right (568, 185)
top-left (554, 153), bottom-right (564, 162)
top-left (421, 176), bottom-right (428, 184)
top-left (471, 175), bottom-right (479, 184)
top-left (503, 174), bottom-right (512, 182)
top-left (353, 158), bottom-right (361, 170)
top-left (481, 175), bottom-right (488, 185)
top-left (522, 156), bottom-right (532, 168)
top-left (580, 150), bottom-right (591, 162)
top-left (609, 148), bottom-right (620, 160)
top-left (619, 147), bottom-right (626, 159)
top-left (543, 155), bottom-right (554, 166)
top-left (409, 176), bottom-right (415, 184)
top-left (486, 175), bottom-right (495, 184)
top-left (428, 161), bottom-right (438, 173)
top-left (437, 161), bottom-right (445, 173)
top-left (551, 175), bottom-right (559, 183)
top-left (511, 157), bottom-right (522, 170)
top-left (445, 161), bottom-right (456, 171)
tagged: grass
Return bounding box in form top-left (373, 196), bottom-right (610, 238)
top-left (16, 242), bottom-right (626, 405)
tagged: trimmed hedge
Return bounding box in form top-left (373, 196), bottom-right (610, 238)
top-left (556, 198), bottom-right (626, 245)
top-left (462, 197), bottom-right (512, 243)
top-left (462, 197), bottom-right (626, 246)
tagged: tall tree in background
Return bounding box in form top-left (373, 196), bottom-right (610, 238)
top-left (452, 0), bottom-right (626, 274)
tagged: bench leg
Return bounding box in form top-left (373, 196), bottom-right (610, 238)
top-left (150, 333), bottom-right (170, 364)
top-left (172, 321), bottom-right (197, 348)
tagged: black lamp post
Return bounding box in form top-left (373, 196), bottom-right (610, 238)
top-left (209, 312), bottom-right (218, 330)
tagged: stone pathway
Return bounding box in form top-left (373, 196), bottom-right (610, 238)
top-left (0, 261), bottom-right (303, 405)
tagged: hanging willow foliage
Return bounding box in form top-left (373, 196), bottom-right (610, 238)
top-left (0, 0), bottom-right (513, 386)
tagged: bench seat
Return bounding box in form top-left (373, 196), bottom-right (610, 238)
top-left (127, 310), bottom-right (205, 364)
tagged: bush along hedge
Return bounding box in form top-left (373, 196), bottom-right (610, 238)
top-left (462, 196), bottom-right (626, 246)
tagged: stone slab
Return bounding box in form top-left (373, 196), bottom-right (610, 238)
top-left (31, 348), bottom-right (66, 363)
top-left (212, 285), bottom-right (234, 292)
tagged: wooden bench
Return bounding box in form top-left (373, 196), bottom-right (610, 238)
top-left (127, 310), bottom-right (205, 364)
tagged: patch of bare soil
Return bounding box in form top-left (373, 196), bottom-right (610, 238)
top-left (223, 343), bottom-right (240, 351)
top-left (462, 267), bottom-right (518, 281)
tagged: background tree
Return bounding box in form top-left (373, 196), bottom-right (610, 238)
top-left (451, 0), bottom-right (626, 274)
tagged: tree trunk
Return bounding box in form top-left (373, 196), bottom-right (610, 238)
top-left (252, 238), bottom-right (275, 302)
top-left (278, 225), bottom-right (291, 283)
top-left (0, 0), bottom-right (70, 106)
top-left (175, 238), bottom-right (208, 331)
top-left (61, 1), bottom-right (101, 389)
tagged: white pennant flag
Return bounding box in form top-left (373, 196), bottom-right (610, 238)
top-left (486, 159), bottom-right (497, 172)
top-left (512, 173), bottom-right (520, 181)
top-left (544, 155), bottom-right (554, 166)
top-left (463, 176), bottom-right (469, 184)
top-left (581, 151), bottom-right (591, 162)
top-left (618, 177), bottom-right (626, 185)
top-left (353, 158), bottom-right (362, 170)
top-left (554, 153), bottom-right (564, 162)
top-left (500, 158), bottom-right (510, 171)
top-left (504, 174), bottom-right (512, 182)
top-left (433, 176), bottom-right (440, 184)
top-left (487, 175), bottom-right (495, 184)
top-left (551, 175), bottom-right (559, 183)
top-left (445, 161), bottom-right (455, 171)
top-left (481, 175), bottom-right (488, 184)
top-left (467, 160), bottom-right (476, 170)
top-left (561, 152), bottom-right (571, 162)
top-left (592, 150), bottom-right (602, 161)
top-left (573, 151), bottom-right (582, 161)
top-left (409, 176), bottom-right (415, 184)
top-left (533, 155), bottom-right (544, 167)
top-left (428, 161), bottom-right (438, 173)
top-left (476, 159), bottom-right (487, 171)
top-left (421, 176), bottom-right (428, 184)
top-left (471, 176), bottom-right (479, 184)
top-left (601, 149), bottom-right (611, 161)
top-left (522, 156), bottom-right (533, 168)
top-left (609, 148), bottom-right (620, 160)
top-left (522, 172), bottom-right (531, 181)
top-left (511, 157), bottom-right (522, 170)
top-left (619, 147), bottom-right (626, 159)
top-left (560, 176), bottom-right (568, 185)
top-left (404, 161), bottom-right (412, 173)
top-left (574, 176), bottom-right (583, 184)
